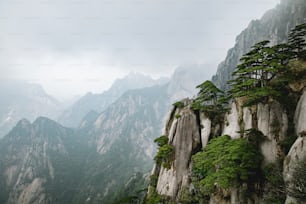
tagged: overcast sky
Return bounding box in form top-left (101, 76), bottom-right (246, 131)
top-left (0, 0), bottom-right (280, 101)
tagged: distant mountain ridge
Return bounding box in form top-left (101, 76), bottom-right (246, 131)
top-left (58, 72), bottom-right (169, 128)
top-left (0, 80), bottom-right (60, 138)
top-left (0, 117), bottom-right (82, 204)
top-left (0, 65), bottom-right (210, 204)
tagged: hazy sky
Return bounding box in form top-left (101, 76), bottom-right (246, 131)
top-left (0, 0), bottom-right (280, 101)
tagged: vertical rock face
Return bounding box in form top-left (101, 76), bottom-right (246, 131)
top-left (284, 90), bottom-right (306, 204)
top-left (156, 102), bottom-right (202, 200)
top-left (223, 103), bottom-right (240, 139)
top-left (150, 98), bottom-right (295, 203)
top-left (200, 112), bottom-right (211, 148)
top-left (294, 90), bottom-right (306, 136)
top-left (257, 102), bottom-right (288, 163)
top-left (150, 1), bottom-right (306, 203)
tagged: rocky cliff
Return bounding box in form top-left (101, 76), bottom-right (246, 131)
top-left (212, 0), bottom-right (306, 90)
top-left (148, 0), bottom-right (306, 201)
top-left (148, 87), bottom-right (306, 203)
top-left (284, 90), bottom-right (306, 204)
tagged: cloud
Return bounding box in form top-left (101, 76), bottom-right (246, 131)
top-left (0, 0), bottom-right (280, 100)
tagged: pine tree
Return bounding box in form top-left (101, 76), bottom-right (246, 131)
top-left (288, 23), bottom-right (306, 59)
top-left (191, 80), bottom-right (227, 116)
top-left (228, 40), bottom-right (293, 106)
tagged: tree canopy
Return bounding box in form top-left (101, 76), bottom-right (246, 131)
top-left (192, 135), bottom-right (262, 196)
top-left (191, 80), bottom-right (227, 117)
top-left (227, 23), bottom-right (306, 106)
top-left (288, 23), bottom-right (306, 60)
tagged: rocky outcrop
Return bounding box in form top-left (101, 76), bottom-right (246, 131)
top-left (222, 102), bottom-right (240, 139)
top-left (284, 90), bottom-right (306, 204)
top-left (257, 102), bottom-right (288, 164)
top-left (294, 90), bottom-right (306, 136)
top-left (200, 112), bottom-right (211, 148)
top-left (151, 98), bottom-right (292, 203)
top-left (212, 0), bottom-right (306, 90)
top-left (149, 0), bottom-right (306, 203)
top-left (156, 102), bottom-right (201, 199)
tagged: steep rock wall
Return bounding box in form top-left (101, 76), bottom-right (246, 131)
top-left (284, 90), bottom-right (306, 204)
top-left (156, 102), bottom-right (202, 199)
top-left (257, 102), bottom-right (288, 164)
top-left (150, 98), bottom-right (293, 203)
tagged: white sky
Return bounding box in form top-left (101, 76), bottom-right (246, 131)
top-left (0, 0), bottom-right (280, 101)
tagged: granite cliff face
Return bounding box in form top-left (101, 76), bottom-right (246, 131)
top-left (212, 0), bottom-right (306, 90)
top-left (149, 87), bottom-right (306, 203)
top-left (149, 0), bottom-right (306, 202)
top-left (154, 99), bottom-right (201, 199)
top-left (284, 90), bottom-right (306, 204)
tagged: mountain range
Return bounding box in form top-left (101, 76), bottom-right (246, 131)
top-left (0, 80), bottom-right (60, 138)
top-left (1, 0), bottom-right (306, 203)
top-left (0, 65), bottom-right (211, 204)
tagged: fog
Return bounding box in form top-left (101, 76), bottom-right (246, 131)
top-left (0, 0), bottom-right (280, 101)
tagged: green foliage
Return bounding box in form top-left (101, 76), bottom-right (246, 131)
top-left (149, 175), bottom-right (159, 188)
top-left (175, 114), bottom-right (181, 119)
top-left (280, 135), bottom-right (298, 155)
top-left (262, 163), bottom-right (286, 204)
top-left (228, 23), bottom-right (306, 107)
top-left (179, 187), bottom-right (197, 204)
top-left (288, 23), bottom-right (306, 60)
top-left (228, 40), bottom-right (292, 106)
top-left (154, 144), bottom-right (174, 169)
top-left (154, 135), bottom-right (174, 169)
top-left (288, 60), bottom-right (306, 82)
top-left (173, 101), bottom-right (185, 108)
top-left (244, 128), bottom-right (266, 147)
top-left (154, 135), bottom-right (168, 147)
top-left (145, 188), bottom-right (174, 204)
top-left (287, 158), bottom-right (306, 201)
top-left (192, 135), bottom-right (262, 196)
top-left (145, 188), bottom-right (162, 204)
top-left (191, 80), bottom-right (228, 119)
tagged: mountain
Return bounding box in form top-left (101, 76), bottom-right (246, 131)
top-left (147, 88), bottom-right (306, 203)
top-left (0, 80), bottom-right (60, 138)
top-left (167, 64), bottom-right (215, 101)
top-left (0, 64), bottom-right (210, 204)
top-left (147, 0), bottom-right (306, 203)
top-left (73, 85), bottom-right (169, 204)
top-left (71, 65), bottom-right (210, 204)
top-left (58, 72), bottom-right (169, 128)
top-left (212, 0), bottom-right (306, 90)
top-left (0, 117), bottom-right (86, 204)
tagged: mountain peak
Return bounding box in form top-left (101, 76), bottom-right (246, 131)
top-left (16, 118), bottom-right (31, 128)
top-left (33, 116), bottom-right (62, 129)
